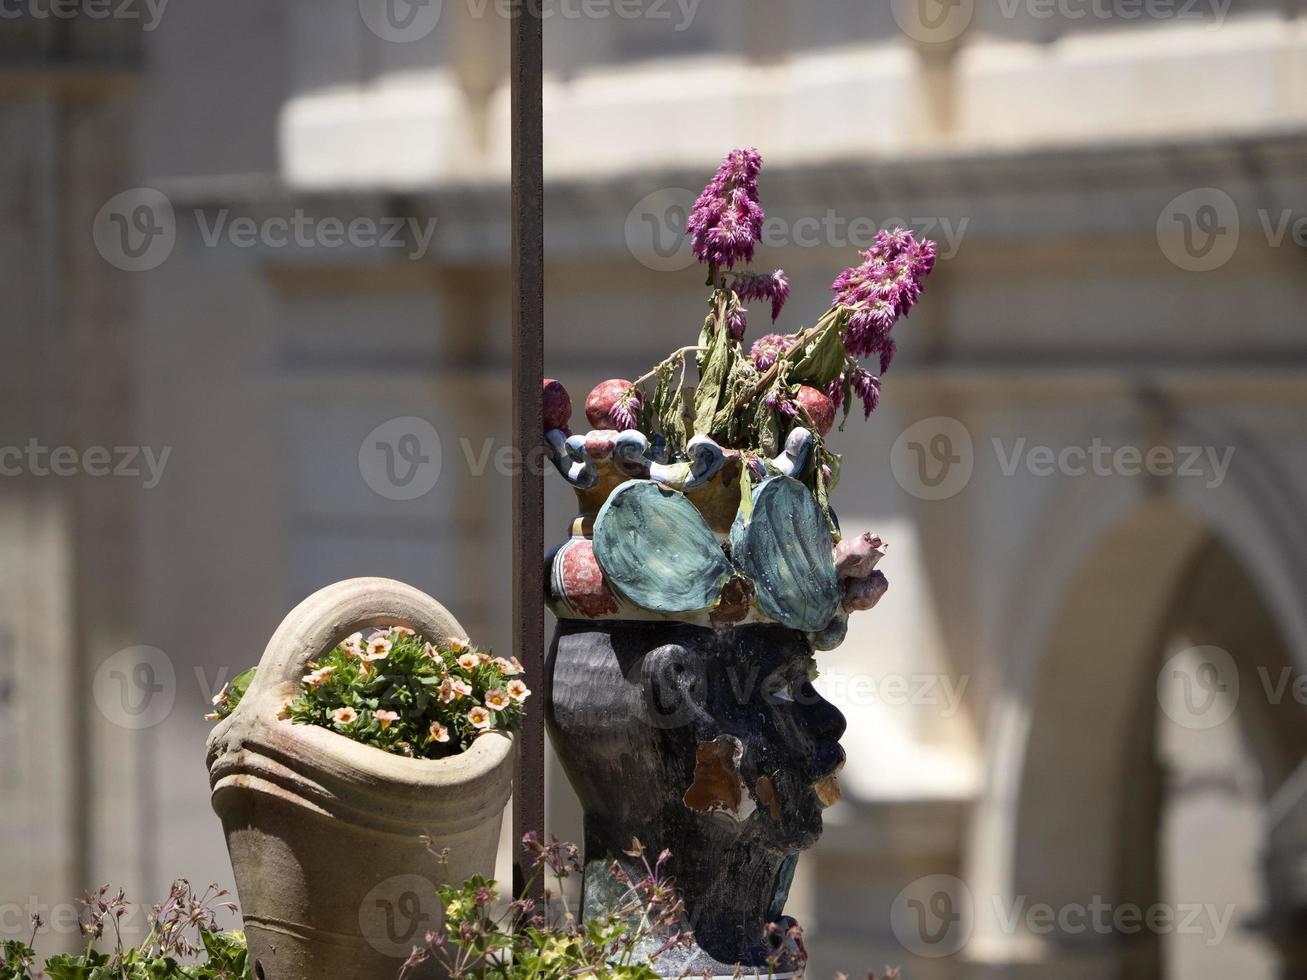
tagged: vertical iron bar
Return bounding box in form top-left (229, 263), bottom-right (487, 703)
top-left (510, 0), bottom-right (545, 903)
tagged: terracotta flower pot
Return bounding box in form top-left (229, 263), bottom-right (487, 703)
top-left (206, 577), bottom-right (515, 980)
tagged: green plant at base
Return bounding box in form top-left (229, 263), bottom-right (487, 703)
top-left (397, 835), bottom-right (859, 979)
top-left (400, 835), bottom-right (690, 980)
top-left (1, 882), bottom-right (249, 980)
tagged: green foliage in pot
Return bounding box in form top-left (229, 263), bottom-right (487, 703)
top-left (207, 628), bottom-right (528, 759)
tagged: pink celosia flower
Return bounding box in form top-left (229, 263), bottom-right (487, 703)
top-left (606, 387), bottom-right (643, 433)
top-left (726, 306), bottom-right (748, 341)
top-left (764, 389), bottom-right (798, 417)
top-left (827, 366), bottom-right (882, 420)
top-left (375, 709), bottom-right (400, 729)
top-left (850, 367), bottom-right (881, 418)
top-left (831, 228), bottom-right (936, 369)
top-left (687, 147), bottom-right (765, 271)
top-left (732, 270), bottom-right (790, 323)
top-left (467, 706), bottom-right (492, 731)
top-left (749, 333), bottom-right (794, 372)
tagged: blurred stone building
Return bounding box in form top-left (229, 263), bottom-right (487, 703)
top-left (2, 2), bottom-right (1307, 977)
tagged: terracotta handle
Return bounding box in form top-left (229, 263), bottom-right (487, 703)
top-left (244, 577), bottom-right (468, 707)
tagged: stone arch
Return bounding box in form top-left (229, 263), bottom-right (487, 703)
top-left (963, 430), bottom-right (1307, 979)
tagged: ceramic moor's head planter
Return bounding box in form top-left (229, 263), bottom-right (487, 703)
top-left (543, 149), bottom-right (934, 975)
top-left (205, 578), bottom-right (516, 980)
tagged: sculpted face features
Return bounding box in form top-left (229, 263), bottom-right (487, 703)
top-left (549, 623), bottom-right (847, 853)
top-left (602, 622), bottom-right (844, 855)
top-left (655, 624), bottom-right (847, 851)
top-left (548, 621), bottom-right (847, 970)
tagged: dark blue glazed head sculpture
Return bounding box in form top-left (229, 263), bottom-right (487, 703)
top-left (544, 424), bottom-right (888, 974)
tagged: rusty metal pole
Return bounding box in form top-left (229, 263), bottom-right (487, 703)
top-left (510, 0), bottom-right (545, 902)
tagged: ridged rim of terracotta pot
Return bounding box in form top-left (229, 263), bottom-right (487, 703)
top-left (207, 577), bottom-right (516, 838)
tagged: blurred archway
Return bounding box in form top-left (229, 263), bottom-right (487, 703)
top-left (968, 498), bottom-right (1307, 979)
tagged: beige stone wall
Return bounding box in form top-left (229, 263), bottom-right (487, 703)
top-left (3, 3), bottom-right (1307, 977)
